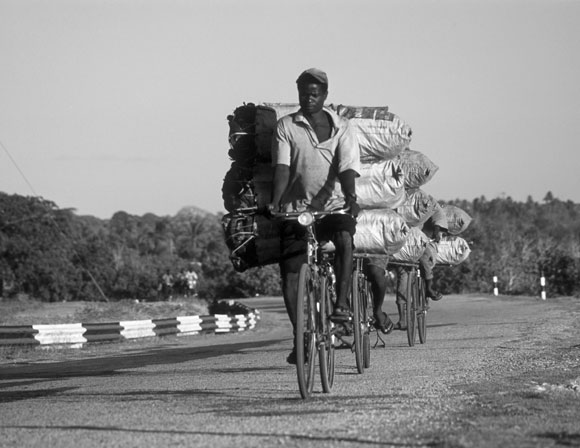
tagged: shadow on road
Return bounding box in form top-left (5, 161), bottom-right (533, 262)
top-left (0, 339), bottom-right (284, 380)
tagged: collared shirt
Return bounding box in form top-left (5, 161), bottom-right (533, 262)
top-left (272, 107), bottom-right (360, 212)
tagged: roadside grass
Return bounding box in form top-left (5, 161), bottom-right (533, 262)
top-left (0, 295), bottom-right (210, 326)
top-left (0, 295), bottom-right (213, 363)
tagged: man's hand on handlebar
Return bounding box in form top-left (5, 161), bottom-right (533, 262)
top-left (265, 203), bottom-right (279, 218)
top-left (345, 197), bottom-right (360, 218)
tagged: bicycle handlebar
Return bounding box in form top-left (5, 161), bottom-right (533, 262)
top-left (269, 208), bottom-right (350, 221)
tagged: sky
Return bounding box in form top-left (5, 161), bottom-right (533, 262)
top-left (1, 0), bottom-right (579, 219)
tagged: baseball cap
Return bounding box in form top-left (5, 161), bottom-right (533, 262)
top-left (296, 68), bottom-right (328, 86)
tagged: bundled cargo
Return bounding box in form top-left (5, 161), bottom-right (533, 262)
top-left (389, 227), bottom-right (430, 264)
top-left (332, 104), bottom-right (392, 120)
top-left (221, 162), bottom-right (257, 211)
top-left (354, 208), bottom-right (410, 256)
top-left (347, 114), bottom-right (412, 163)
top-left (254, 103), bottom-right (300, 162)
top-left (251, 162), bottom-right (275, 208)
top-left (227, 104), bottom-right (259, 165)
top-left (441, 204), bottom-right (472, 235)
top-left (395, 188), bottom-right (438, 227)
top-left (435, 236), bottom-right (471, 266)
top-left (228, 103), bottom-right (299, 164)
top-left (221, 212), bottom-right (281, 272)
top-left (357, 158), bottom-right (406, 210)
top-left (397, 149), bottom-right (439, 190)
top-left (220, 101), bottom-right (473, 274)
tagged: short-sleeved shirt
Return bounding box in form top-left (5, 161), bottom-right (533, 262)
top-left (272, 107), bottom-right (360, 212)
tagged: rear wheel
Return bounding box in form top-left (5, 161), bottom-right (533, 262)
top-left (351, 271), bottom-right (364, 374)
top-left (319, 272), bottom-right (335, 393)
top-left (405, 268), bottom-right (417, 347)
top-left (296, 263), bottom-right (317, 398)
top-left (416, 276), bottom-right (428, 344)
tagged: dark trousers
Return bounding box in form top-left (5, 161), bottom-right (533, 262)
top-left (279, 214), bottom-right (356, 333)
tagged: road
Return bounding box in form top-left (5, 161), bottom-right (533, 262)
top-left (1, 294), bottom-right (579, 448)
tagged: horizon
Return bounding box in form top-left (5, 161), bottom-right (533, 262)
top-left (2, 188), bottom-right (574, 222)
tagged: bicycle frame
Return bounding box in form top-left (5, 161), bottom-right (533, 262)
top-left (272, 208), bottom-right (349, 398)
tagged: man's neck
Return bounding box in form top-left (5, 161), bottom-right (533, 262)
top-left (304, 109), bottom-right (332, 142)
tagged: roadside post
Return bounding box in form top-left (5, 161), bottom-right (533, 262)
top-left (540, 272), bottom-right (546, 300)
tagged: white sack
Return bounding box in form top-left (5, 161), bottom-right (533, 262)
top-left (390, 227), bottom-right (430, 263)
top-left (332, 104), bottom-right (392, 120)
top-left (350, 115), bottom-right (412, 163)
top-left (397, 149), bottom-right (439, 189)
top-left (435, 236), bottom-right (471, 265)
top-left (255, 103), bottom-right (300, 160)
top-left (441, 204), bottom-right (472, 235)
top-left (354, 209), bottom-right (410, 255)
top-left (395, 189), bottom-right (438, 227)
top-left (357, 159), bottom-right (406, 210)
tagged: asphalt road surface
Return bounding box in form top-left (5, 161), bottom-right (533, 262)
top-left (1, 294), bottom-right (579, 448)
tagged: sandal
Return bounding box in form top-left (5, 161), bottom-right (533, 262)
top-left (373, 311), bottom-right (394, 334)
top-left (330, 306), bottom-right (350, 323)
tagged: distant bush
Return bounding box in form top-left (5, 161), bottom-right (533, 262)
top-left (1, 192), bottom-right (578, 302)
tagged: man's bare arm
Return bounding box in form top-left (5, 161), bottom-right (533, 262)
top-left (338, 169), bottom-right (357, 201)
top-left (268, 164), bottom-right (290, 211)
top-left (338, 169), bottom-right (359, 217)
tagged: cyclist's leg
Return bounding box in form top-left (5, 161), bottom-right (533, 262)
top-left (280, 221), bottom-right (308, 363)
top-left (420, 243), bottom-right (443, 301)
top-left (317, 214), bottom-right (356, 320)
top-left (363, 260), bottom-right (393, 334)
top-left (333, 229), bottom-right (353, 311)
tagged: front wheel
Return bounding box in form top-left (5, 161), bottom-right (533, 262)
top-left (362, 281), bottom-right (372, 369)
top-left (416, 276), bottom-right (428, 344)
top-left (296, 263), bottom-right (317, 399)
top-left (319, 272), bottom-right (335, 393)
top-left (351, 271), bottom-right (364, 374)
top-left (405, 268), bottom-right (417, 347)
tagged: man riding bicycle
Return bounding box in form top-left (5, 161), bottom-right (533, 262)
top-left (267, 68), bottom-right (361, 364)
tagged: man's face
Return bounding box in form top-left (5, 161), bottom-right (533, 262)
top-left (298, 83), bottom-right (327, 115)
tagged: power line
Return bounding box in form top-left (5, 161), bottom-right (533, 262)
top-left (1, 139), bottom-right (109, 301)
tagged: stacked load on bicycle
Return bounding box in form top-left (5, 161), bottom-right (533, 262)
top-left (221, 103), bottom-right (472, 271)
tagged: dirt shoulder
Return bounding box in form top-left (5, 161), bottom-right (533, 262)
top-left (439, 296), bottom-right (580, 447)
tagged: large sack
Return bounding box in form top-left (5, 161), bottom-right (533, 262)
top-left (354, 209), bottom-right (410, 256)
top-left (255, 103), bottom-right (300, 161)
top-left (252, 162), bottom-right (274, 208)
top-left (441, 204), bottom-right (472, 235)
top-left (397, 149), bottom-right (439, 189)
top-left (227, 103), bottom-right (299, 164)
top-left (390, 227), bottom-right (430, 263)
top-left (395, 189), bottom-right (438, 227)
top-left (221, 162), bottom-right (256, 211)
top-left (435, 236), bottom-right (471, 265)
top-left (357, 159), bottom-right (406, 210)
top-left (349, 114), bottom-right (412, 163)
top-left (227, 104), bottom-right (258, 165)
top-left (222, 212), bottom-right (281, 272)
top-left (332, 104), bottom-right (392, 120)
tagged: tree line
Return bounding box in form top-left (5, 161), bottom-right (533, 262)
top-left (0, 191), bottom-right (578, 302)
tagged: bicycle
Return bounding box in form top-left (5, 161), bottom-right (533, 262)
top-left (388, 261), bottom-right (429, 347)
top-left (271, 208), bottom-right (352, 398)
